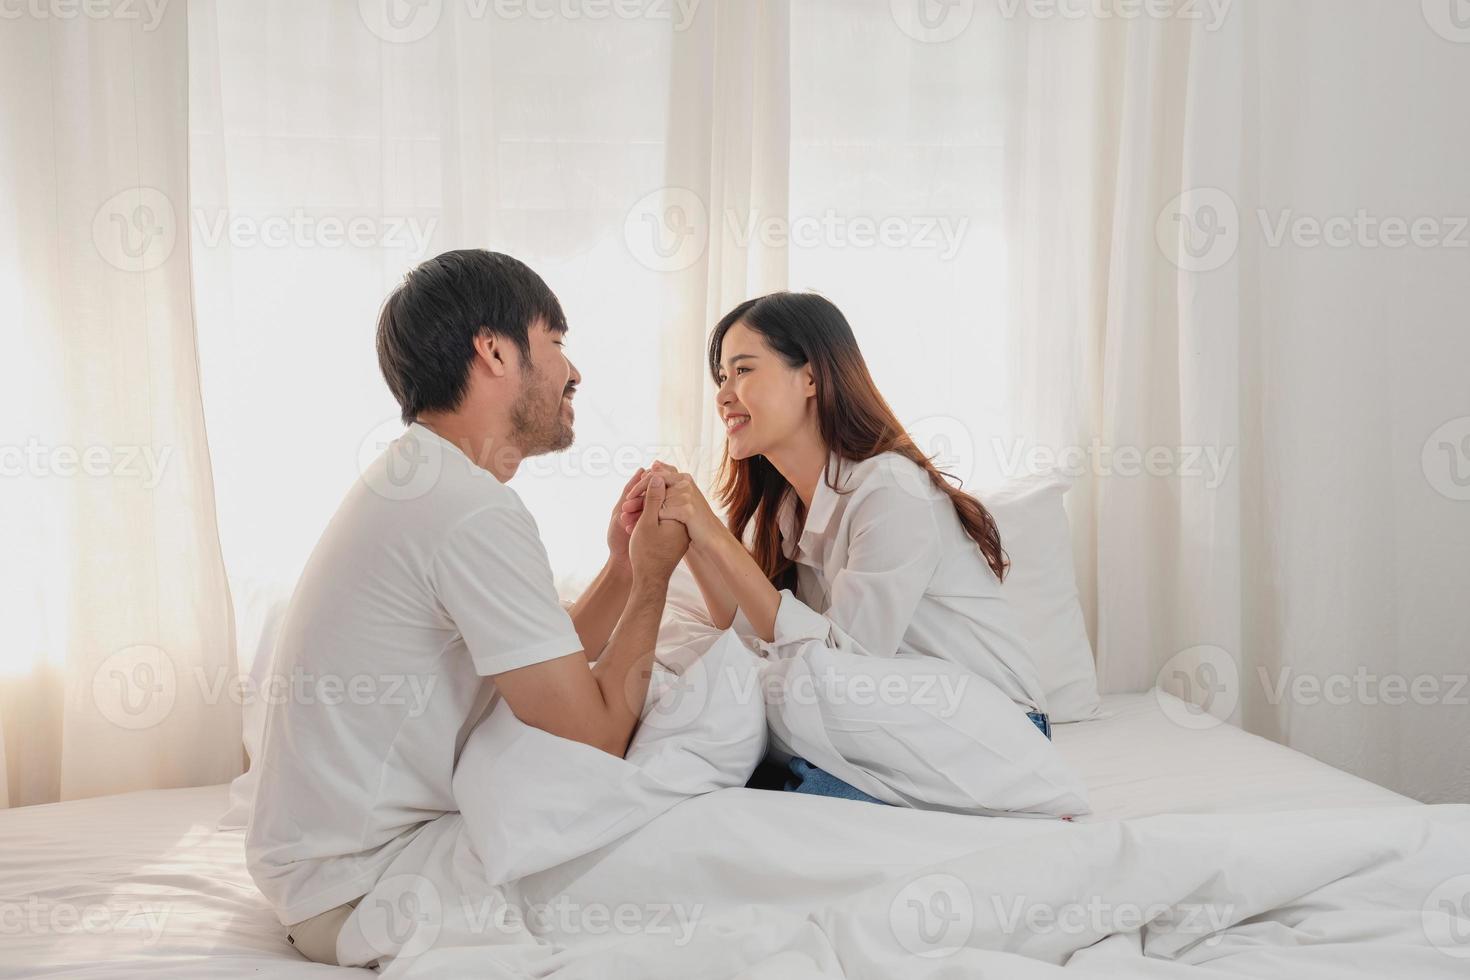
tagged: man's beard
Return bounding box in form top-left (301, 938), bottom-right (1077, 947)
top-left (510, 366), bottom-right (574, 457)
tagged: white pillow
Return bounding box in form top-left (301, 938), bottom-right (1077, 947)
top-left (985, 476), bottom-right (1102, 723)
top-left (450, 625), bottom-right (765, 886)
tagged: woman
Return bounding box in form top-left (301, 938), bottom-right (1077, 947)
top-left (622, 292), bottom-right (1049, 803)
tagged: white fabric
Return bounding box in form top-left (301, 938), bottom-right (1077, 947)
top-left (218, 585), bottom-right (293, 830)
top-left (0, 0), bottom-right (240, 808)
top-left (332, 627), bottom-right (764, 968)
top-left (247, 424), bottom-right (583, 925)
top-left (768, 453), bottom-right (1048, 712)
top-left (1006, 0), bottom-right (1470, 804)
top-left (441, 629), bottom-right (762, 893)
top-left (0, 691), bottom-right (1421, 977)
top-left (986, 477), bottom-right (1103, 722)
top-left (761, 644), bottom-right (1091, 817)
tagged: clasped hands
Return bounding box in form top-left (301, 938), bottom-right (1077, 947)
top-left (619, 461), bottom-right (725, 552)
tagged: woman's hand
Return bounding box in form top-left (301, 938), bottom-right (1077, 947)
top-left (621, 462), bottom-right (725, 551)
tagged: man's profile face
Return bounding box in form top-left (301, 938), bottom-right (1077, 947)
top-left (509, 319), bottom-right (579, 457)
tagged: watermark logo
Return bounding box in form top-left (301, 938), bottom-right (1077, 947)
top-left (358, 419), bottom-right (447, 501)
top-left (359, 0), bottom-right (442, 43)
top-left (192, 207), bottom-right (438, 256)
top-left (1423, 416), bottom-right (1470, 502)
top-left (358, 874), bottom-right (443, 957)
top-left (1257, 210), bottom-right (1469, 251)
top-left (1160, 189), bottom-right (1469, 270)
top-left (1423, 0), bottom-right (1470, 43)
top-left (992, 436), bottom-right (1236, 489)
top-left (0, 0), bottom-right (171, 30)
top-left (92, 644), bottom-right (177, 731)
top-left (1258, 667), bottom-right (1468, 708)
top-left (623, 191), bottom-right (969, 271)
top-left (995, 0), bottom-right (1233, 32)
top-left (0, 439), bottom-right (174, 488)
top-left (1155, 644), bottom-right (1238, 730)
top-left (753, 664), bottom-right (972, 718)
top-left (624, 187), bottom-right (709, 273)
top-left (1156, 187), bottom-right (1239, 273)
top-left (889, 873), bottom-right (974, 957)
top-left (0, 897), bottom-right (171, 943)
top-left (725, 209), bottom-right (970, 261)
top-left (991, 895), bottom-right (1232, 947)
top-left (903, 414), bottom-right (979, 498)
top-left (1423, 874), bottom-right (1470, 957)
top-left (484, 895), bottom-right (704, 944)
top-left (891, 0), bottom-right (975, 43)
top-left (634, 658), bottom-right (716, 734)
top-left (92, 187), bottom-right (177, 273)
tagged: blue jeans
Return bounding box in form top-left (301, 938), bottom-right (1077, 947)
top-left (777, 710), bottom-right (1053, 804)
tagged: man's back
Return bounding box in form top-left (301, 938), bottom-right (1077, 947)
top-left (245, 423), bottom-right (582, 925)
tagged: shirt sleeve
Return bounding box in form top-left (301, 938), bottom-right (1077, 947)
top-left (761, 482), bottom-right (943, 660)
top-left (431, 501), bottom-right (584, 677)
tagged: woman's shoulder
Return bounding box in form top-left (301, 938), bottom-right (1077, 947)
top-left (839, 452), bottom-right (946, 510)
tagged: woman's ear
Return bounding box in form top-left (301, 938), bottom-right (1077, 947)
top-left (802, 365), bottom-right (817, 397)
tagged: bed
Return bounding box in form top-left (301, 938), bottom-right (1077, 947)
top-left (6, 689), bottom-right (1462, 979)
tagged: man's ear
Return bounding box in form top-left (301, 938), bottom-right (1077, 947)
top-left (472, 331), bottom-right (511, 379)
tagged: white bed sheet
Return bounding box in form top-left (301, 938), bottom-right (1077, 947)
top-left (0, 692), bottom-right (1425, 978)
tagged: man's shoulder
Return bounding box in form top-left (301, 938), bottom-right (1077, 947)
top-left (350, 430), bottom-right (530, 536)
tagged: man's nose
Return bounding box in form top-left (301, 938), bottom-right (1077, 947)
top-left (567, 358), bottom-right (582, 388)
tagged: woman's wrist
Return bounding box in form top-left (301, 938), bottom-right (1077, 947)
top-left (691, 517), bottom-right (732, 559)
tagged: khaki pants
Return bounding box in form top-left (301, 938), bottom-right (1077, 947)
top-left (286, 898), bottom-right (360, 966)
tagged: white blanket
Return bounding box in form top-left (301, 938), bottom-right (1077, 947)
top-left (449, 627), bottom-right (767, 888)
top-left (370, 796), bottom-right (1470, 978)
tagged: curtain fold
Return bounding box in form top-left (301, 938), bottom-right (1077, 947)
top-left (1007, 0), bottom-right (1470, 803)
top-left (0, 2), bottom-right (241, 807)
top-left (660, 0), bottom-right (793, 484)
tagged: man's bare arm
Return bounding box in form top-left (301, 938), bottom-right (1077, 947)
top-left (491, 475), bottom-right (686, 756)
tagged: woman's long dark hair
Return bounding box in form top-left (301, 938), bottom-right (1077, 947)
top-left (708, 292), bottom-right (1008, 591)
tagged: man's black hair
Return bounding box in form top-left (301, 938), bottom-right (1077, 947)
top-left (376, 249), bottom-right (567, 424)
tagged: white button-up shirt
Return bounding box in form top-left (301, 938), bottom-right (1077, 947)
top-left (763, 452), bottom-right (1048, 713)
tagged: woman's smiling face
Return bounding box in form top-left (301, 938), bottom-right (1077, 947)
top-left (714, 321), bottom-right (815, 460)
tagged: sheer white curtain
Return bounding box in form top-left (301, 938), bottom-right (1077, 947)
top-left (8, 0), bottom-right (1457, 808)
top-left (188, 0), bottom-right (1020, 644)
top-left (1009, 0), bottom-right (1470, 803)
top-left (191, 0), bottom-right (1468, 805)
top-left (0, 3), bottom-right (241, 807)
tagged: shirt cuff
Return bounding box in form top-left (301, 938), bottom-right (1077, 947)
top-left (758, 590), bottom-right (833, 658)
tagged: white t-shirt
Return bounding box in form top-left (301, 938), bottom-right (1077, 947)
top-left (245, 423), bottom-right (582, 925)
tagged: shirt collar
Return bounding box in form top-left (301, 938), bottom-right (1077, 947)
top-left (777, 453), bottom-right (848, 562)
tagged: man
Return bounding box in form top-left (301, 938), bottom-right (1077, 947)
top-left (245, 249), bottom-right (689, 964)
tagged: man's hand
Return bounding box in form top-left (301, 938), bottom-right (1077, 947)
top-left (606, 467), bottom-right (646, 571)
top-left (622, 462), bottom-right (726, 552)
top-left (629, 473), bottom-right (690, 581)
top-left (619, 460), bottom-right (680, 535)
